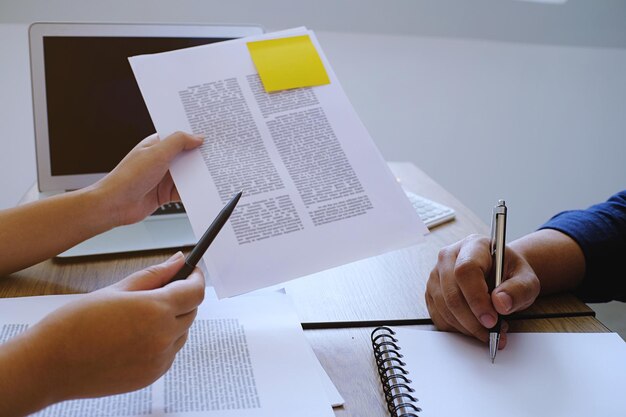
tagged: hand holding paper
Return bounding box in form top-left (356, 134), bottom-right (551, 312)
top-left (129, 27), bottom-right (427, 297)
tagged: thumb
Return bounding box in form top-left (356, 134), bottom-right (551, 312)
top-left (157, 131), bottom-right (204, 161)
top-left (491, 271), bottom-right (541, 315)
top-left (116, 252), bottom-right (186, 291)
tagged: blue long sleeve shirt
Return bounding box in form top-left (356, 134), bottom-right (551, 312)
top-left (539, 190), bottom-right (626, 303)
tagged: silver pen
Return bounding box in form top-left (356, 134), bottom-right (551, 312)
top-left (489, 199), bottom-right (507, 363)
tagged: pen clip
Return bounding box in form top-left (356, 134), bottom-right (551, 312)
top-left (491, 199), bottom-right (507, 288)
top-left (490, 200), bottom-right (505, 256)
top-left (487, 200), bottom-right (506, 292)
top-left (490, 208), bottom-right (497, 256)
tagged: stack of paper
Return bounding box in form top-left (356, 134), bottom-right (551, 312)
top-left (0, 292), bottom-right (340, 416)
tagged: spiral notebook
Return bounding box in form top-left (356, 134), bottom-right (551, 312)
top-left (371, 327), bottom-right (626, 417)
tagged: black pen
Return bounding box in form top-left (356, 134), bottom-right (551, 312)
top-left (169, 190), bottom-right (243, 282)
top-left (489, 199), bottom-right (507, 363)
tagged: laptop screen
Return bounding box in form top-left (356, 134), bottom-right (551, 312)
top-left (42, 36), bottom-right (231, 176)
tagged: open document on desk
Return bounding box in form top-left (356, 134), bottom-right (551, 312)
top-left (0, 292), bottom-right (338, 417)
top-left (129, 27), bottom-right (427, 298)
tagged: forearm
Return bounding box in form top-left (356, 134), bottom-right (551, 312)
top-left (0, 186), bottom-right (117, 276)
top-left (0, 332), bottom-right (60, 416)
top-left (509, 229), bottom-right (585, 295)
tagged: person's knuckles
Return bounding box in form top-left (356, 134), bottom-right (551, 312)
top-left (129, 269), bottom-right (169, 291)
top-left (442, 285), bottom-right (465, 313)
top-left (443, 295), bottom-right (485, 338)
top-left (142, 263), bottom-right (169, 279)
top-left (428, 278), bottom-right (466, 334)
top-left (425, 291), bottom-right (439, 320)
top-left (437, 303), bottom-right (466, 333)
top-left (426, 269), bottom-right (441, 293)
top-left (430, 309), bottom-right (454, 332)
top-left (425, 289), bottom-right (434, 307)
top-left (436, 245), bottom-right (457, 265)
top-left (455, 308), bottom-right (488, 341)
top-left (431, 295), bottom-right (451, 324)
top-left (453, 255), bottom-right (483, 280)
top-left (463, 233), bottom-right (490, 249)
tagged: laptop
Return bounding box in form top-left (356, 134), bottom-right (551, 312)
top-left (29, 22), bottom-right (263, 257)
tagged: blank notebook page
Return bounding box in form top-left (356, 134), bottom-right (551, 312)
top-left (393, 328), bottom-right (626, 417)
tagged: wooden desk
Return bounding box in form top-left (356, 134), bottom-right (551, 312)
top-left (307, 317), bottom-right (610, 417)
top-left (284, 162), bottom-right (592, 323)
top-left (1, 162), bottom-right (592, 323)
top-left (0, 162), bottom-right (609, 417)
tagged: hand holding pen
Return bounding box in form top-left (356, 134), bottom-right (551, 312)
top-left (489, 200), bottom-right (507, 363)
top-left (425, 200), bottom-right (543, 354)
top-left (169, 190), bottom-right (243, 283)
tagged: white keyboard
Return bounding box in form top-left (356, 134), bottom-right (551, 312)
top-left (404, 190), bottom-right (456, 228)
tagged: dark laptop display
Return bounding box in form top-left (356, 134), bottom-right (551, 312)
top-left (43, 36), bottom-right (230, 175)
top-left (28, 23), bottom-right (263, 256)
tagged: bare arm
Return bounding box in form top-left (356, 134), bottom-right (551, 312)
top-left (508, 229), bottom-right (585, 295)
top-left (0, 132), bottom-right (207, 415)
top-left (0, 187), bottom-right (113, 275)
top-left (0, 253), bottom-right (205, 416)
top-left (0, 132), bottom-right (203, 276)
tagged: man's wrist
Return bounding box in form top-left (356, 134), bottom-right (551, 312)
top-left (509, 230), bottom-right (584, 295)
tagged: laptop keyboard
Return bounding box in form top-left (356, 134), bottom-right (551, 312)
top-left (152, 202), bottom-right (186, 216)
top-left (153, 193), bottom-right (455, 229)
top-left (404, 190), bottom-right (456, 229)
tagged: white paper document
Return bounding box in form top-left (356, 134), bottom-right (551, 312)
top-left (390, 328), bottom-right (626, 417)
top-left (0, 293), bottom-right (336, 417)
top-left (129, 27), bottom-right (427, 298)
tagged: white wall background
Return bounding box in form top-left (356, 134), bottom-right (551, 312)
top-left (1, 0), bottom-right (625, 237)
top-left (0, 0), bottom-right (624, 333)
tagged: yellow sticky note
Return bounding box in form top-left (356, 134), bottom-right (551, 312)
top-left (247, 35), bottom-right (330, 92)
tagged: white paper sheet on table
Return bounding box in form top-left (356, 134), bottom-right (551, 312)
top-left (0, 292), bottom-right (338, 416)
top-left (388, 328), bottom-right (626, 417)
top-left (204, 287), bottom-right (344, 408)
top-left (129, 27), bottom-right (427, 298)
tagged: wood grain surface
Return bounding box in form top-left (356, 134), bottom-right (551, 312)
top-left (1, 163), bottom-right (591, 322)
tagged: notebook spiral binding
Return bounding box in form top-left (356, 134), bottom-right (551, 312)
top-left (371, 327), bottom-right (421, 417)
